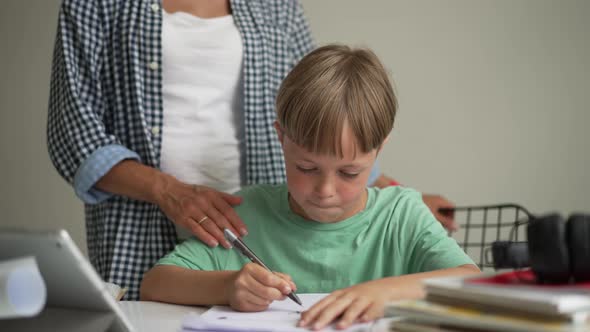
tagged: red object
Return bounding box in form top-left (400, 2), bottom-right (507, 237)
top-left (466, 269), bottom-right (590, 290)
top-left (389, 180), bottom-right (401, 186)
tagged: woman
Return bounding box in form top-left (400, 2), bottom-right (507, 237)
top-left (47, 0), bottom-right (455, 300)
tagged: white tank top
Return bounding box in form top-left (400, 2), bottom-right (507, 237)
top-left (160, 10), bottom-right (245, 197)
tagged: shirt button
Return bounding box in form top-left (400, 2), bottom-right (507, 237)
top-left (151, 126), bottom-right (160, 135)
top-left (151, 3), bottom-right (159, 12)
top-left (148, 61), bottom-right (159, 71)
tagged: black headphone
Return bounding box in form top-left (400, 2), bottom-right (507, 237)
top-left (527, 213), bottom-right (590, 283)
top-left (491, 213), bottom-right (590, 284)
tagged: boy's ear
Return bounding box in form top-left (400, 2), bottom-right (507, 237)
top-left (274, 121), bottom-right (284, 145)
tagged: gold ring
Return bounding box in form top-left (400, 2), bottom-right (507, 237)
top-left (197, 216), bottom-right (209, 225)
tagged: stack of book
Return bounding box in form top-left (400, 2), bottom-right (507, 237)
top-left (385, 270), bottom-right (590, 332)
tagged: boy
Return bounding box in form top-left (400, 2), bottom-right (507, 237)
top-left (140, 45), bottom-right (479, 330)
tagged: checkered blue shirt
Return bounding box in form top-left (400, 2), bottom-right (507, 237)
top-left (47, 0), bottom-right (317, 300)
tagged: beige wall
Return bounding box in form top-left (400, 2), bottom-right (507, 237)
top-left (1, 0), bottom-right (589, 254)
top-left (302, 0), bottom-right (590, 212)
top-left (0, 0), bottom-right (87, 250)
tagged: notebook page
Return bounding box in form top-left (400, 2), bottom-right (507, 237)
top-left (182, 293), bottom-right (373, 331)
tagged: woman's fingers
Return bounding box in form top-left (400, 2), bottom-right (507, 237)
top-left (158, 182), bottom-right (250, 248)
top-left (215, 193), bottom-right (247, 235)
top-left (220, 191), bottom-right (243, 206)
top-left (187, 217), bottom-right (219, 247)
top-left (207, 195), bottom-right (245, 238)
top-left (195, 214), bottom-right (231, 248)
top-left (182, 186), bottom-right (247, 248)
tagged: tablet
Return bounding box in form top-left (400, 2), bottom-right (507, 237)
top-left (0, 229), bottom-right (134, 332)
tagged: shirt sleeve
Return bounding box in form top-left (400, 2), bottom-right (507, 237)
top-left (73, 144), bottom-right (140, 203)
top-left (47, 0), bottom-right (137, 204)
top-left (397, 191), bottom-right (475, 273)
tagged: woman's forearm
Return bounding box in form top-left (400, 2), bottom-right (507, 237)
top-left (95, 159), bottom-right (174, 205)
top-left (140, 265), bottom-right (236, 305)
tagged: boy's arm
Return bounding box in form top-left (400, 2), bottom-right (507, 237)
top-left (299, 264), bottom-right (479, 330)
top-left (140, 263), bottom-right (297, 310)
top-left (140, 265), bottom-right (236, 305)
top-left (361, 264), bottom-right (479, 300)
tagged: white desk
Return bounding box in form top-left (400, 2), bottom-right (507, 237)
top-left (119, 301), bottom-right (205, 332)
top-left (119, 301), bottom-right (393, 332)
top-left (0, 301), bottom-right (204, 332)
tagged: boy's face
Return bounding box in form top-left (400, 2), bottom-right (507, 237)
top-left (276, 122), bottom-right (378, 223)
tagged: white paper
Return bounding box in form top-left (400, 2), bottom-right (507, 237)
top-left (0, 256), bottom-right (47, 319)
top-left (182, 293), bottom-right (374, 331)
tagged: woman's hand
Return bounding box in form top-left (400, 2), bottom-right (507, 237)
top-left (371, 174), bottom-right (458, 231)
top-left (94, 160), bottom-right (248, 248)
top-left (228, 263), bottom-right (297, 312)
top-left (155, 174), bottom-right (247, 248)
top-left (298, 280), bottom-right (391, 331)
top-left (422, 194), bottom-right (458, 231)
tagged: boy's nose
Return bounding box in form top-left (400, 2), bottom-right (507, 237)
top-left (314, 175), bottom-right (336, 198)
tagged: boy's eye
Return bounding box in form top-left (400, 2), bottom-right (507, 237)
top-left (339, 171), bottom-right (359, 179)
top-left (296, 166), bottom-right (317, 173)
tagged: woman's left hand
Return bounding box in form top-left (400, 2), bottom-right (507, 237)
top-left (297, 280), bottom-right (390, 330)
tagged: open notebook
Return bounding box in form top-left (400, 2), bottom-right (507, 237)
top-left (181, 293), bottom-right (377, 332)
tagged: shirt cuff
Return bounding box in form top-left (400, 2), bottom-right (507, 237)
top-left (367, 161), bottom-right (381, 186)
top-left (73, 144), bottom-right (141, 204)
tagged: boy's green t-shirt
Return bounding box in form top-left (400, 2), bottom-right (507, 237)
top-left (157, 185), bottom-right (474, 293)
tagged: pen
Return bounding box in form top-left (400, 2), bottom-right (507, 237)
top-left (223, 228), bottom-right (302, 306)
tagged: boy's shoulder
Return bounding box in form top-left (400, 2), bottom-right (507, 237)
top-left (369, 185), bottom-right (423, 206)
top-left (368, 186), bottom-right (436, 230)
top-left (233, 184), bottom-right (287, 220)
top-left (236, 183), bottom-right (286, 199)
top-left (236, 185), bottom-right (424, 209)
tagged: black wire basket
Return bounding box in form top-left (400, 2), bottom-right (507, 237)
top-left (442, 204), bottom-right (535, 270)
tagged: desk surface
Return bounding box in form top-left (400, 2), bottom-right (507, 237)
top-left (119, 301), bottom-right (205, 332)
top-left (119, 301), bottom-right (393, 332)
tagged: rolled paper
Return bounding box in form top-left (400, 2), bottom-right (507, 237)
top-left (0, 256), bottom-right (46, 319)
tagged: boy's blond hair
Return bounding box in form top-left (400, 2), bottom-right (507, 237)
top-left (276, 44), bottom-right (397, 157)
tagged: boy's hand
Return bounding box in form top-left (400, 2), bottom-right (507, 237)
top-left (228, 263), bottom-right (297, 312)
top-left (298, 280), bottom-right (389, 330)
